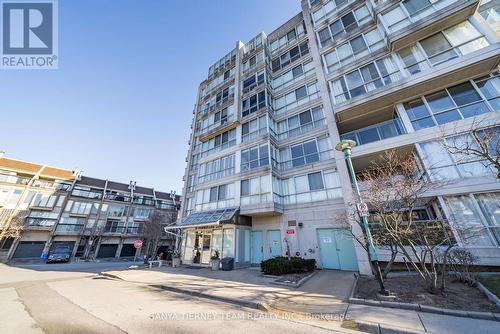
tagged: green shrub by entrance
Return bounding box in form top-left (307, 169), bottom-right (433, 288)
top-left (260, 256), bottom-right (316, 275)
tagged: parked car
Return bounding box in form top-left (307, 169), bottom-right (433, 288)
top-left (46, 245), bottom-right (71, 263)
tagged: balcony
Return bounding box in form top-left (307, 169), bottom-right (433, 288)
top-left (340, 118), bottom-right (406, 146)
top-left (276, 149), bottom-right (334, 172)
top-left (381, 0), bottom-right (480, 51)
top-left (199, 94), bottom-right (235, 117)
top-left (0, 173), bottom-right (31, 185)
top-left (198, 114), bottom-right (238, 142)
top-left (24, 218), bottom-right (56, 229)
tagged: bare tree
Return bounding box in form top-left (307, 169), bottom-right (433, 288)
top-left (81, 222), bottom-right (104, 260)
top-left (442, 121), bottom-right (500, 178)
top-left (358, 150), bottom-right (474, 293)
top-left (0, 210), bottom-right (28, 245)
top-left (142, 211), bottom-right (168, 258)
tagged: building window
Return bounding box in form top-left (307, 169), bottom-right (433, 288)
top-left (242, 115), bottom-right (268, 142)
top-left (331, 56), bottom-right (401, 104)
top-left (277, 106), bottom-right (325, 140)
top-left (272, 60), bottom-right (315, 92)
top-left (274, 82), bottom-right (319, 114)
top-left (445, 194), bottom-right (499, 246)
top-left (312, 0), bottom-right (355, 25)
top-left (317, 5), bottom-right (371, 48)
top-left (200, 129), bottom-right (237, 158)
top-left (242, 90), bottom-right (267, 117)
top-left (282, 170), bottom-right (342, 204)
top-left (241, 144), bottom-right (269, 172)
top-left (242, 71), bottom-right (265, 94)
top-left (30, 193), bottom-right (57, 208)
top-left (404, 73), bottom-right (499, 130)
top-left (420, 129), bottom-right (498, 181)
top-left (323, 28), bottom-right (385, 73)
top-left (381, 0), bottom-right (454, 33)
top-left (280, 136), bottom-right (330, 170)
top-left (269, 22), bottom-right (305, 54)
top-left (271, 41), bottom-right (309, 72)
top-left (198, 154), bottom-right (235, 184)
top-left (398, 21), bottom-right (489, 75)
top-left (56, 217), bottom-right (85, 232)
top-left (240, 175), bottom-right (272, 205)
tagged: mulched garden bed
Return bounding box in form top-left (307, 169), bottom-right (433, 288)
top-left (355, 275), bottom-right (500, 312)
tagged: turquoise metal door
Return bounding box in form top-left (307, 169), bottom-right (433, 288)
top-left (317, 229), bottom-right (358, 271)
top-left (334, 230), bottom-right (359, 271)
top-left (267, 230), bottom-right (282, 258)
top-left (317, 229), bottom-right (340, 269)
top-left (251, 231), bottom-right (263, 264)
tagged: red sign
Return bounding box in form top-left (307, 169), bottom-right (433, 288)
top-left (286, 229), bottom-right (295, 234)
top-left (134, 240), bottom-right (143, 249)
top-left (357, 202), bottom-right (369, 217)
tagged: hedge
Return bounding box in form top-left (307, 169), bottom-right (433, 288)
top-left (260, 256), bottom-right (316, 276)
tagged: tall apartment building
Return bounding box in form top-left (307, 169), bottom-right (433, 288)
top-left (178, 0), bottom-right (500, 274)
top-left (0, 155), bottom-right (180, 262)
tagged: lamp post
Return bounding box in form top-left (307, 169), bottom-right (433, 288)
top-left (336, 139), bottom-right (389, 295)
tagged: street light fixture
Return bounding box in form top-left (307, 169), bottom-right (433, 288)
top-left (336, 139), bottom-right (389, 295)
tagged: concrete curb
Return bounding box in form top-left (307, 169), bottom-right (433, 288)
top-left (342, 319), bottom-right (426, 334)
top-left (270, 270), bottom-right (318, 288)
top-left (99, 272), bottom-right (124, 280)
top-left (477, 282), bottom-right (500, 307)
top-left (349, 297), bottom-right (500, 322)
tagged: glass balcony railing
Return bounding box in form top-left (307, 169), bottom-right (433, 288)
top-left (198, 114), bottom-right (236, 137)
top-left (340, 118), bottom-right (406, 146)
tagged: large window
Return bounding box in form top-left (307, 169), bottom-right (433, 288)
top-left (242, 90), bottom-right (268, 117)
top-left (381, 0), bottom-right (457, 33)
top-left (242, 115), bottom-right (268, 142)
top-left (30, 193), bottom-right (57, 208)
top-left (274, 82), bottom-right (319, 115)
top-left (272, 60), bottom-right (314, 92)
top-left (323, 28), bottom-right (385, 73)
top-left (277, 106), bottom-right (325, 140)
top-left (331, 56), bottom-right (401, 104)
top-left (242, 71), bottom-right (265, 94)
top-left (271, 41), bottom-right (309, 72)
top-left (420, 129), bottom-right (498, 181)
top-left (280, 136), bottom-right (330, 170)
top-left (404, 73), bottom-right (500, 130)
top-left (282, 170), bottom-right (342, 204)
top-left (398, 21), bottom-right (489, 75)
top-left (312, 0), bottom-right (355, 25)
top-left (240, 175), bottom-right (272, 205)
top-left (195, 183), bottom-right (235, 211)
top-left (56, 217), bottom-right (85, 232)
top-left (317, 5), bottom-right (371, 48)
top-left (198, 154), bottom-right (235, 184)
top-left (445, 193), bottom-right (500, 246)
top-left (241, 144), bottom-right (269, 172)
top-left (242, 52), bottom-right (265, 73)
top-left (199, 105), bottom-right (234, 135)
top-left (201, 67), bottom-right (235, 98)
top-left (269, 22), bottom-right (306, 54)
top-left (200, 129), bottom-right (237, 158)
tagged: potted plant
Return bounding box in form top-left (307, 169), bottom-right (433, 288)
top-left (211, 249), bottom-right (220, 271)
top-left (172, 250), bottom-right (181, 268)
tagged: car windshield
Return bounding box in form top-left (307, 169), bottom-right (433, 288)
top-left (53, 248), bottom-right (70, 254)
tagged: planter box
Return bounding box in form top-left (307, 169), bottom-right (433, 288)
top-left (211, 259), bottom-right (220, 270)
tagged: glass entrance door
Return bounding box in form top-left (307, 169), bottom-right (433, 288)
top-left (201, 234), bottom-right (212, 264)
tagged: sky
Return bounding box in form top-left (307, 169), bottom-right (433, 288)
top-left (0, 0), bottom-right (301, 193)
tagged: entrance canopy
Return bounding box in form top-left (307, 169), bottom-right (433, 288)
top-left (165, 207), bottom-right (239, 229)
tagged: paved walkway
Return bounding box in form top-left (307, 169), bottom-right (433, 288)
top-left (104, 266), bottom-right (500, 334)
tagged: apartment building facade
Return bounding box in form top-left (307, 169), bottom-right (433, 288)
top-left (0, 155), bottom-right (180, 262)
top-left (179, 0), bottom-right (500, 274)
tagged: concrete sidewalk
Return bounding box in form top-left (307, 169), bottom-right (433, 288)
top-left (103, 266), bottom-right (500, 334)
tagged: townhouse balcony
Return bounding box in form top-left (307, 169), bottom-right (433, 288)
top-left (0, 173), bottom-right (30, 185)
top-left (198, 115), bottom-right (238, 142)
top-left (379, 0), bottom-right (480, 51)
top-left (24, 218), bottom-right (56, 230)
top-left (239, 193), bottom-right (283, 216)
